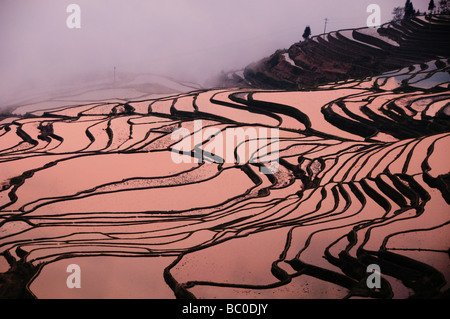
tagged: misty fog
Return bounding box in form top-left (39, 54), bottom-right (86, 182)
top-left (0, 0), bottom-right (429, 109)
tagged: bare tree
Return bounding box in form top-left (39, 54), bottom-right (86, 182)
top-left (392, 7), bottom-right (404, 21)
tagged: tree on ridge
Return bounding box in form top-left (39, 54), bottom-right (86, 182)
top-left (438, 0), bottom-right (450, 14)
top-left (429, 0), bottom-right (436, 12)
top-left (392, 7), bottom-right (405, 21)
top-left (404, 0), bottom-right (416, 19)
top-left (303, 26), bottom-right (311, 40)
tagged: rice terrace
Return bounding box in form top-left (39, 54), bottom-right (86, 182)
top-left (0, 1), bottom-right (449, 300)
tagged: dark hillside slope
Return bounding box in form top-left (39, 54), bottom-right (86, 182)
top-left (242, 15), bottom-right (450, 89)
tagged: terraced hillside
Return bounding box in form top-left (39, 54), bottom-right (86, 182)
top-left (1, 49), bottom-right (449, 298)
top-left (1, 9), bottom-right (450, 299)
top-left (242, 15), bottom-right (450, 89)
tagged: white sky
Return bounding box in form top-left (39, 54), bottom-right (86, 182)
top-left (0, 0), bottom-right (430, 105)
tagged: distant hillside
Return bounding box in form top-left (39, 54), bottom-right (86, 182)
top-left (222, 14), bottom-right (450, 89)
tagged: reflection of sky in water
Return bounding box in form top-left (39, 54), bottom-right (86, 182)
top-left (1, 81), bottom-right (447, 299)
top-left (1, 3), bottom-right (449, 300)
top-left (408, 71), bottom-right (450, 89)
top-left (379, 69), bottom-right (450, 90)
